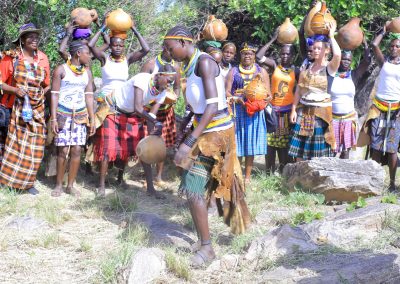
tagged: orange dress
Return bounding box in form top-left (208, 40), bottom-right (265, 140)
top-left (267, 65), bottom-right (296, 148)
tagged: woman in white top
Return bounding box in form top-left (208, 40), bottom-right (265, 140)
top-left (164, 26), bottom-right (250, 267)
top-left (363, 27), bottom-right (400, 191)
top-left (140, 46), bottom-right (181, 186)
top-left (88, 14), bottom-right (149, 194)
top-left (93, 64), bottom-right (175, 198)
top-left (50, 42), bottom-right (95, 197)
top-left (328, 39), bottom-right (370, 159)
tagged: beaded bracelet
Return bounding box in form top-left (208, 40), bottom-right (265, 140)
top-left (183, 134), bottom-right (197, 148)
top-left (100, 26), bottom-right (107, 33)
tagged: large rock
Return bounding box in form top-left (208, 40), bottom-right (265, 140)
top-left (245, 225), bottom-right (318, 261)
top-left (301, 201), bottom-right (400, 247)
top-left (282, 158), bottom-right (385, 202)
top-left (127, 248), bottom-right (166, 284)
top-left (262, 252), bottom-right (400, 283)
top-left (134, 212), bottom-right (196, 250)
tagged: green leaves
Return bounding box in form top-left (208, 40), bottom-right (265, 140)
top-left (346, 196), bottom-right (367, 212)
top-left (292, 210), bottom-right (324, 226)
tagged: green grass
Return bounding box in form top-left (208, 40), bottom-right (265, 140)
top-left (280, 190), bottom-right (325, 207)
top-left (291, 210), bottom-right (324, 226)
top-left (34, 196), bottom-right (71, 225)
top-left (29, 232), bottom-right (64, 248)
top-left (164, 248), bottom-right (191, 281)
top-left (99, 224), bottom-right (149, 283)
top-left (0, 189), bottom-right (19, 216)
top-left (230, 227), bottom-right (266, 254)
top-left (106, 192), bottom-right (138, 213)
top-left (381, 193), bottom-right (398, 204)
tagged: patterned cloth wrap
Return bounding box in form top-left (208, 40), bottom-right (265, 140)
top-left (179, 126), bottom-right (251, 235)
top-left (231, 64), bottom-right (267, 157)
top-left (359, 96), bottom-right (400, 154)
top-left (332, 111), bottom-right (358, 153)
top-left (267, 104), bottom-right (292, 148)
top-left (0, 57), bottom-right (47, 190)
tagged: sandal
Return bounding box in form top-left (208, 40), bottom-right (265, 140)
top-left (190, 250), bottom-right (215, 267)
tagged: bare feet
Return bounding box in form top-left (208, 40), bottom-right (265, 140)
top-left (190, 244), bottom-right (216, 267)
top-left (65, 187), bottom-right (81, 198)
top-left (97, 186), bottom-right (106, 198)
top-left (154, 178), bottom-right (167, 189)
top-left (51, 185), bottom-right (63, 197)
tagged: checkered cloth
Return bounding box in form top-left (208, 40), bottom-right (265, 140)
top-left (144, 106), bottom-right (176, 148)
top-left (370, 109), bottom-right (400, 154)
top-left (0, 59), bottom-right (47, 190)
top-left (288, 114), bottom-right (333, 159)
top-left (93, 113), bottom-right (144, 162)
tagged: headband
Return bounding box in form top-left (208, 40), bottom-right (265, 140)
top-left (164, 36), bottom-right (193, 42)
top-left (306, 34), bottom-right (330, 47)
top-left (209, 49), bottom-right (222, 55)
top-left (157, 71), bottom-right (177, 75)
top-left (240, 43), bottom-right (256, 53)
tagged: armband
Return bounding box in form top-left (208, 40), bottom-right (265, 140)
top-left (205, 97), bottom-right (219, 105)
top-left (183, 134), bottom-right (197, 148)
top-left (51, 91), bottom-right (60, 94)
top-left (84, 92), bottom-right (94, 95)
top-left (258, 56), bottom-right (267, 64)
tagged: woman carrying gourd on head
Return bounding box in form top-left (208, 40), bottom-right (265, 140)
top-left (256, 28), bottom-right (299, 174)
top-left (88, 11), bottom-right (150, 196)
top-left (360, 26), bottom-right (400, 192)
top-left (288, 23), bottom-right (341, 160)
top-left (225, 43), bottom-right (271, 183)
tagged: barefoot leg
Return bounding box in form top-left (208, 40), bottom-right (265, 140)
top-left (65, 146), bottom-right (82, 197)
top-left (52, 146), bottom-right (68, 197)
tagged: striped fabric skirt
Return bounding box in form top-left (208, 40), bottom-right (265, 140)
top-left (144, 105), bottom-right (176, 148)
top-left (288, 112), bottom-right (333, 159)
top-left (370, 109), bottom-right (400, 154)
top-left (332, 112), bottom-right (357, 153)
top-left (267, 111), bottom-right (292, 148)
top-left (93, 113), bottom-right (144, 162)
top-left (233, 103), bottom-right (267, 157)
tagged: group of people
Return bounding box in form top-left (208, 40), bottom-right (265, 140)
top-left (0, 7), bottom-right (399, 266)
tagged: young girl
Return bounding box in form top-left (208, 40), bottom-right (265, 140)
top-left (50, 41), bottom-right (95, 197)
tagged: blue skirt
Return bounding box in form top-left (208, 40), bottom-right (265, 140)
top-left (233, 103), bottom-right (267, 157)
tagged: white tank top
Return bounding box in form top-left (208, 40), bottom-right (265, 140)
top-left (101, 55), bottom-right (129, 94)
top-left (376, 61), bottom-right (400, 102)
top-left (220, 63), bottom-right (231, 81)
top-left (186, 53), bottom-right (227, 114)
top-left (58, 64), bottom-right (89, 110)
top-left (330, 73), bottom-right (356, 114)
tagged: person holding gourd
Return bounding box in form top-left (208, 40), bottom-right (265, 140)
top-left (140, 46), bottom-right (181, 187)
top-left (288, 22), bottom-right (341, 160)
top-left (360, 26), bottom-right (400, 192)
top-left (88, 11), bottom-right (150, 196)
top-left (256, 28), bottom-right (299, 174)
top-left (329, 39), bottom-right (370, 159)
top-left (226, 43), bottom-right (271, 183)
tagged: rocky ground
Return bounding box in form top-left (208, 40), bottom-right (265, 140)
top-left (0, 154), bottom-right (399, 283)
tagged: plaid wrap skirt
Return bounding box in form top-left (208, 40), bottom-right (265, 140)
top-left (93, 113), bottom-right (144, 162)
top-left (144, 106), bottom-right (176, 148)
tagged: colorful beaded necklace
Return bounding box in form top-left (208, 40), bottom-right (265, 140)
top-left (335, 70), bottom-right (351, 79)
top-left (156, 53), bottom-right (175, 67)
top-left (239, 64), bottom-right (256, 75)
top-left (278, 64), bottom-right (294, 74)
top-left (148, 77), bottom-right (161, 97)
top-left (67, 59), bottom-right (86, 75)
top-left (180, 48), bottom-right (200, 78)
top-left (109, 54), bottom-right (126, 63)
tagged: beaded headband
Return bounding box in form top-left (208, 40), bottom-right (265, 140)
top-left (240, 43), bottom-right (256, 53)
top-left (164, 36), bottom-right (193, 42)
top-left (209, 49), bottom-right (222, 55)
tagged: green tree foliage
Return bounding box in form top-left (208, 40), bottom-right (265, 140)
top-left (0, 0), bottom-right (198, 72)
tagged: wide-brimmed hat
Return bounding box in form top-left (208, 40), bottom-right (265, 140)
top-left (12, 23), bottom-right (42, 44)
